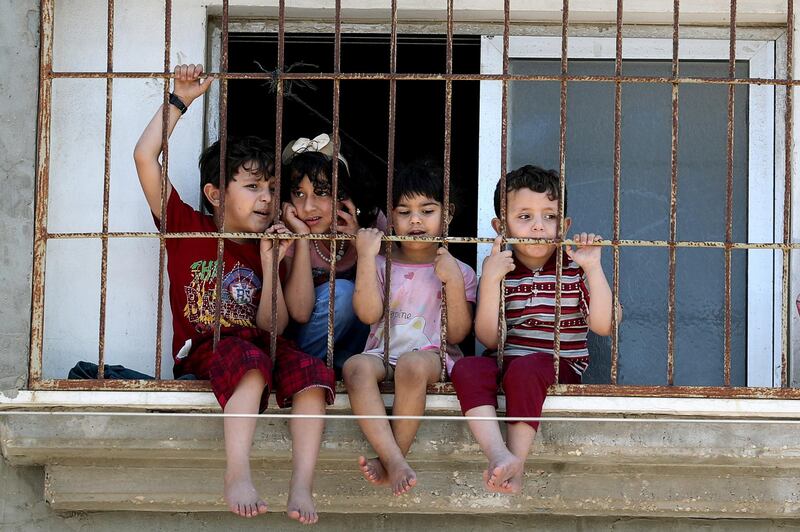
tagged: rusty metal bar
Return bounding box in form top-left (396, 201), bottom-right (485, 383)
top-left (44, 231), bottom-right (800, 250)
top-left (496, 0), bottom-right (510, 371)
top-left (439, 0), bottom-right (454, 382)
top-left (155, 0), bottom-right (173, 381)
top-left (723, 0), bottom-right (736, 387)
top-left (29, 0), bottom-right (55, 386)
top-left (554, 0), bottom-right (570, 382)
top-left (667, 0), bottom-right (680, 386)
top-left (609, 0), bottom-right (623, 386)
top-left (31, 375), bottom-right (800, 401)
top-left (782, 0), bottom-right (794, 388)
top-left (325, 0), bottom-right (343, 370)
top-left (382, 0), bottom-right (398, 377)
top-left (269, 0), bottom-right (286, 363)
top-left (97, 0), bottom-right (116, 381)
top-left (212, 0), bottom-right (230, 351)
top-left (29, 379), bottom-right (213, 392)
top-left (49, 71), bottom-right (800, 88)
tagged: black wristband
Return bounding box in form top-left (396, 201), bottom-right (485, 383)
top-left (169, 92), bottom-right (188, 115)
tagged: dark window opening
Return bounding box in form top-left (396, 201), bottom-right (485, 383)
top-left (228, 32), bottom-right (481, 268)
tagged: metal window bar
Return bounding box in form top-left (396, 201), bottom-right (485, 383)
top-left (326, 0), bottom-right (343, 371)
top-left (382, 0), bottom-right (399, 378)
top-left (439, 0), bottom-right (455, 383)
top-left (27, 1), bottom-right (798, 398)
top-left (29, 0), bottom-right (54, 385)
top-left (269, 0), bottom-right (287, 364)
top-left (48, 71), bottom-right (800, 86)
top-left (610, 0), bottom-right (624, 386)
top-left (155, 0), bottom-right (173, 381)
top-left (724, 0), bottom-right (737, 387)
top-left (496, 0), bottom-right (511, 371)
top-left (782, 0), bottom-right (794, 389)
top-left (553, 0), bottom-right (571, 383)
top-left (212, 0), bottom-right (230, 352)
top-left (667, 0), bottom-right (680, 386)
top-left (97, 0), bottom-right (115, 381)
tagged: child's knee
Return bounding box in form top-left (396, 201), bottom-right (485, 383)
top-left (394, 351), bottom-right (439, 386)
top-left (451, 356), bottom-right (497, 390)
top-left (239, 368), bottom-right (267, 387)
top-left (342, 354), bottom-right (379, 384)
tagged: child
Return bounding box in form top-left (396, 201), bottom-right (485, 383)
top-left (280, 136), bottom-right (383, 373)
top-left (133, 64), bottom-right (334, 524)
top-left (451, 165), bottom-right (616, 494)
top-left (344, 161), bottom-right (477, 496)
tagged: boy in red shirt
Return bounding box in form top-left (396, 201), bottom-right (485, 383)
top-left (134, 64), bottom-right (333, 524)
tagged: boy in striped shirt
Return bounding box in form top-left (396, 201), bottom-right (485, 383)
top-left (451, 165), bottom-right (616, 494)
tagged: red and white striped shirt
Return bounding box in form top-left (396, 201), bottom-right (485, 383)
top-left (500, 250), bottom-right (590, 376)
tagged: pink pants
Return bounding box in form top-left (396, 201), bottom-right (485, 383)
top-left (451, 353), bottom-right (581, 430)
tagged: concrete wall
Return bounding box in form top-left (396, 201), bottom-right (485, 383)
top-left (0, 0), bottom-right (37, 392)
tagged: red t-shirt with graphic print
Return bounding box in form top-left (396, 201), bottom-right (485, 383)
top-left (155, 188), bottom-right (270, 371)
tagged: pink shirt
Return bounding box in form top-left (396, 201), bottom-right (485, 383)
top-left (363, 255), bottom-right (478, 375)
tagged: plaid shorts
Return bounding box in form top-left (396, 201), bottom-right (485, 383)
top-left (177, 328), bottom-right (335, 411)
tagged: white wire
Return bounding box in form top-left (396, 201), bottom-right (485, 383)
top-left (1, 410), bottom-right (800, 424)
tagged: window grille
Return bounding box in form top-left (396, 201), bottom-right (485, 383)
top-left (29, 0), bottom-right (797, 398)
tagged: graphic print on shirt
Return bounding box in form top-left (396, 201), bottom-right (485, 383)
top-left (369, 314), bottom-right (435, 356)
top-left (183, 259), bottom-right (261, 332)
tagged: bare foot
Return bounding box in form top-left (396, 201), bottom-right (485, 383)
top-left (224, 469), bottom-right (268, 518)
top-left (384, 457), bottom-right (417, 496)
top-left (358, 456), bottom-right (388, 486)
top-left (502, 469), bottom-right (524, 494)
top-left (484, 452), bottom-right (524, 493)
top-left (286, 482), bottom-right (319, 525)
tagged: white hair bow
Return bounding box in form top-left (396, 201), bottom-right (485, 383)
top-left (282, 133), bottom-right (350, 174)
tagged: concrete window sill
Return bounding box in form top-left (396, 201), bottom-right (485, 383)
top-left (2, 391), bottom-right (800, 517)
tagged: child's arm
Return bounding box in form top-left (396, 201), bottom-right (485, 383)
top-left (256, 223), bottom-right (292, 334)
top-left (566, 232), bottom-right (619, 336)
top-left (133, 64), bottom-right (213, 219)
top-left (280, 202), bottom-right (316, 323)
top-left (352, 228), bottom-right (385, 325)
top-left (474, 236), bottom-right (515, 350)
top-left (434, 248), bottom-right (474, 344)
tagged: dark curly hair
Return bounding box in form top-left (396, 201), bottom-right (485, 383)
top-left (283, 150), bottom-right (379, 228)
top-left (199, 136), bottom-right (275, 213)
top-left (493, 164), bottom-right (565, 218)
top-left (392, 159), bottom-right (456, 207)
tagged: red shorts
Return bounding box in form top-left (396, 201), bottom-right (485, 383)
top-left (451, 353), bottom-right (581, 430)
top-left (176, 328), bottom-right (335, 411)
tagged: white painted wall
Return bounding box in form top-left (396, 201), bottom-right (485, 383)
top-left (44, 0), bottom-right (208, 378)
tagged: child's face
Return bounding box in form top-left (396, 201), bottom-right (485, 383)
top-left (219, 164), bottom-right (276, 233)
top-left (289, 176), bottom-right (341, 234)
top-left (501, 188), bottom-right (570, 266)
top-left (392, 193), bottom-right (444, 249)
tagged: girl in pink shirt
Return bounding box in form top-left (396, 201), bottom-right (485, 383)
top-left (344, 161), bottom-right (477, 496)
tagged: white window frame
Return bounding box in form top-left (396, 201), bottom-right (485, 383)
top-left (477, 35), bottom-right (780, 387)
